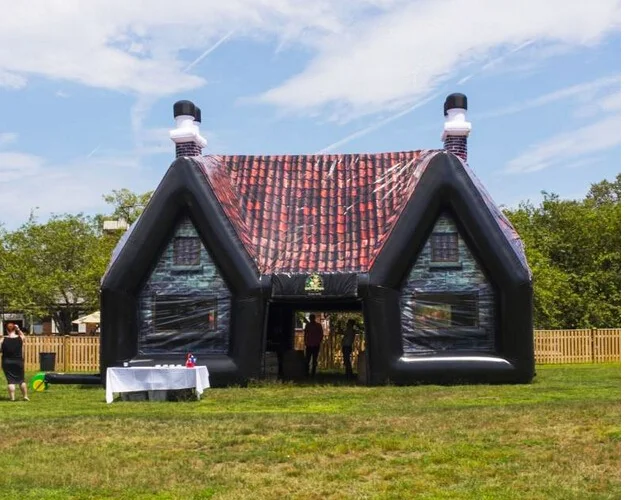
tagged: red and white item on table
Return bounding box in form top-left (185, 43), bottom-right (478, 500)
top-left (185, 353), bottom-right (197, 368)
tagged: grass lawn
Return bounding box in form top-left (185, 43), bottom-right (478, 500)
top-left (0, 364), bottom-right (619, 499)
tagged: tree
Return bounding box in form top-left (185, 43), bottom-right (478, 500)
top-left (103, 189), bottom-right (153, 225)
top-left (0, 188), bottom-right (152, 334)
top-left (504, 175), bottom-right (620, 329)
top-left (0, 224), bottom-right (10, 317)
top-left (586, 174), bottom-right (620, 207)
top-left (328, 312), bottom-right (365, 336)
top-left (0, 214), bottom-right (117, 334)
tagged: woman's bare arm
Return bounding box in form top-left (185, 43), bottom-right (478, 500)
top-left (15, 326), bottom-right (25, 340)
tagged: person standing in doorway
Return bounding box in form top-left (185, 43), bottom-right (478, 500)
top-left (342, 319), bottom-right (358, 379)
top-left (0, 322), bottom-right (29, 401)
top-left (304, 314), bottom-right (324, 378)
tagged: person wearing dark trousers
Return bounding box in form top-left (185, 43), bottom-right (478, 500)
top-left (1, 322), bottom-right (29, 401)
top-left (342, 319), bottom-right (357, 379)
top-left (304, 314), bottom-right (324, 378)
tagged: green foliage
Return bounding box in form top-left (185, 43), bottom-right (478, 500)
top-left (328, 312), bottom-right (365, 335)
top-left (0, 214), bottom-right (117, 333)
top-left (504, 174), bottom-right (620, 328)
top-left (103, 188), bottom-right (153, 225)
top-left (0, 189), bottom-right (153, 333)
top-left (586, 173), bottom-right (620, 206)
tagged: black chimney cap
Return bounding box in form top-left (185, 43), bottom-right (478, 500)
top-left (444, 93), bottom-right (468, 115)
top-left (173, 100), bottom-right (197, 118)
top-left (194, 107), bottom-right (202, 123)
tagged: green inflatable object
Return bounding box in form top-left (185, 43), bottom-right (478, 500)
top-left (31, 372), bottom-right (47, 392)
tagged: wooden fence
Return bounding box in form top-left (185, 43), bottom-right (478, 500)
top-left (294, 329), bottom-right (367, 371)
top-left (23, 335), bottom-right (100, 372)
top-left (21, 328), bottom-right (620, 372)
top-left (533, 328), bottom-right (620, 364)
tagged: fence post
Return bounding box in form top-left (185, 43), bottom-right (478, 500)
top-left (64, 335), bottom-right (71, 371)
top-left (590, 328), bottom-right (596, 364)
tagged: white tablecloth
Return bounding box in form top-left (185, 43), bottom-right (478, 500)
top-left (105, 366), bottom-right (210, 404)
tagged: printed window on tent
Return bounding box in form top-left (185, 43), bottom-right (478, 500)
top-left (431, 232), bottom-right (459, 262)
top-left (413, 292), bottom-right (478, 329)
top-left (173, 237), bottom-right (201, 266)
top-left (153, 296), bottom-right (218, 333)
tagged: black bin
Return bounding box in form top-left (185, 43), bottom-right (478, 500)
top-left (39, 352), bottom-right (56, 372)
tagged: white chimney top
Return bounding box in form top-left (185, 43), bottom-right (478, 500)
top-left (169, 100), bottom-right (207, 150)
top-left (441, 93), bottom-right (471, 141)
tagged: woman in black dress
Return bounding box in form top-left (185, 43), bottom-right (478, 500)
top-left (0, 322), bottom-right (29, 401)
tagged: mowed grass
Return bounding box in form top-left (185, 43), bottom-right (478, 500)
top-left (0, 365), bottom-right (619, 500)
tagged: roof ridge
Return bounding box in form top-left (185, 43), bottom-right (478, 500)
top-left (203, 149), bottom-right (436, 160)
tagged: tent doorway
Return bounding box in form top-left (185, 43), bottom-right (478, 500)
top-left (262, 300), bottom-right (367, 383)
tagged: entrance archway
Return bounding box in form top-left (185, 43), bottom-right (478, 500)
top-left (262, 299), bottom-right (367, 382)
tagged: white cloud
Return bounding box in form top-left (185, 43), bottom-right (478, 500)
top-left (504, 115), bottom-right (620, 174)
top-left (0, 132), bottom-right (18, 147)
top-left (0, 151), bottom-right (45, 181)
top-left (136, 127), bottom-right (175, 156)
top-left (259, 0), bottom-right (620, 119)
top-left (476, 75), bottom-right (620, 120)
top-left (599, 92), bottom-right (621, 113)
top-left (0, 149), bottom-right (154, 228)
top-left (0, 124), bottom-right (221, 228)
top-left (0, 0), bottom-right (620, 225)
top-left (0, 70), bottom-right (27, 89)
top-left (500, 74), bottom-right (621, 175)
top-left (0, 1), bottom-right (357, 97)
top-left (315, 38), bottom-right (564, 152)
top-left (573, 90), bottom-right (621, 118)
top-left (0, 0), bottom-right (618, 113)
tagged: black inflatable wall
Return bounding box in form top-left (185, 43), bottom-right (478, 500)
top-left (101, 158), bottom-right (265, 387)
top-left (370, 153), bottom-right (533, 383)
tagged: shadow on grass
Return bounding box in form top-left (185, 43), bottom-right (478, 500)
top-left (250, 370), bottom-right (359, 388)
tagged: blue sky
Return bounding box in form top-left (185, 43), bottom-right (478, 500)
top-left (0, 1), bottom-right (620, 228)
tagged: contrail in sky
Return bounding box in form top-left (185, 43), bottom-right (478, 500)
top-left (316, 93), bottom-right (442, 154)
top-left (317, 40), bottom-right (537, 153)
top-left (185, 31), bottom-right (235, 72)
top-left (86, 144), bottom-right (101, 158)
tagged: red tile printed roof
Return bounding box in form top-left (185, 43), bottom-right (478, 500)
top-left (194, 150), bottom-right (437, 274)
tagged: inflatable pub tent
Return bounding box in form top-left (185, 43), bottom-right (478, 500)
top-left (101, 94), bottom-right (534, 386)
